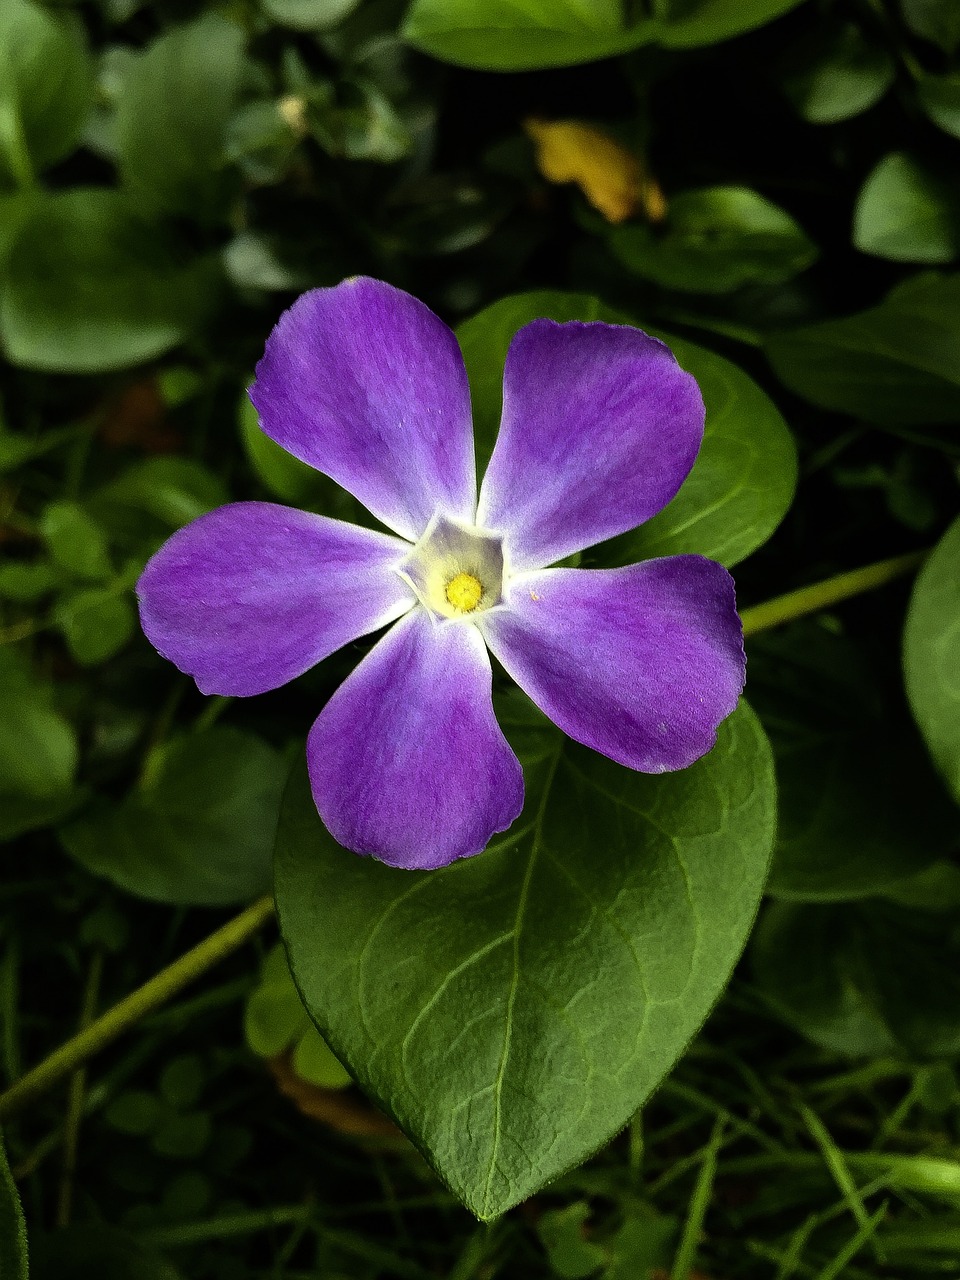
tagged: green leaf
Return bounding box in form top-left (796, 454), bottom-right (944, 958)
top-left (748, 624), bottom-right (954, 900)
top-left (537, 1203), bottom-right (607, 1279)
top-left (245, 983), bottom-right (309, 1057)
top-left (0, 561), bottom-right (58, 601)
top-left (780, 22), bottom-right (893, 124)
top-left (0, 0), bottom-right (93, 190)
top-left (96, 457), bottom-right (229, 529)
top-left (276, 698), bottom-right (775, 1218)
top-left (60, 727), bottom-right (285, 905)
top-left (261, 0), bottom-right (363, 30)
top-left (753, 899), bottom-right (960, 1059)
top-left (0, 651), bottom-right (78, 842)
top-left (0, 1130), bottom-right (28, 1280)
top-left (308, 78), bottom-right (412, 165)
top-left (54, 588), bottom-right (136, 665)
top-left (40, 500), bottom-right (112, 581)
top-left (609, 187), bottom-right (817, 294)
top-left (244, 942), bottom-right (313, 1056)
top-left (245, 941), bottom-right (352, 1086)
top-left (239, 391), bottom-right (325, 505)
top-left (918, 73), bottom-right (960, 140)
top-left (0, 424), bottom-right (74, 473)
top-left (292, 1027), bottom-right (352, 1088)
top-left (0, 188), bottom-right (214, 373)
top-left (764, 273), bottom-right (960, 426)
top-left (115, 14), bottom-right (245, 222)
top-left (853, 153), bottom-right (959, 264)
top-left (401, 0), bottom-right (807, 70)
top-left (402, 0), bottom-right (637, 71)
top-left (653, 0), bottom-right (808, 49)
top-left (904, 516), bottom-right (960, 803)
top-left (456, 291), bottom-right (796, 568)
top-left (902, 0), bottom-right (960, 54)
top-left (0, 193), bottom-right (33, 275)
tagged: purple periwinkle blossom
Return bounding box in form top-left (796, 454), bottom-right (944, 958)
top-left (137, 278), bottom-right (745, 871)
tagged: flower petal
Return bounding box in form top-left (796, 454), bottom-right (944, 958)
top-left (476, 320), bottom-right (704, 570)
top-left (479, 558), bottom-right (744, 772)
top-left (250, 278), bottom-right (476, 541)
top-left (137, 502), bottom-right (414, 697)
top-left (307, 611), bottom-right (524, 870)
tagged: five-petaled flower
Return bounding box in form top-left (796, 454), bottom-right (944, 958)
top-left (137, 278), bottom-right (745, 870)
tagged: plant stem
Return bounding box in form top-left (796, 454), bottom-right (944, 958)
top-left (740, 550), bottom-right (926, 638)
top-left (143, 1204), bottom-right (312, 1247)
top-left (0, 895), bottom-right (274, 1121)
top-left (0, 549), bottom-right (930, 1120)
top-left (56, 949), bottom-right (103, 1227)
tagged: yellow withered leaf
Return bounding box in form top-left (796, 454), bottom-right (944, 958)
top-left (524, 117), bottom-right (666, 225)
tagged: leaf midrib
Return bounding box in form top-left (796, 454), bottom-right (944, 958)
top-left (479, 741), bottom-right (563, 1217)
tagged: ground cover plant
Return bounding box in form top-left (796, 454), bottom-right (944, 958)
top-left (2, 0), bottom-right (960, 1275)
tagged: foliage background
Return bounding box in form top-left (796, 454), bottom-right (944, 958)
top-left (3, 0), bottom-right (960, 1274)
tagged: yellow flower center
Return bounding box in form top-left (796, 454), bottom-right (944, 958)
top-left (445, 572), bottom-right (483, 613)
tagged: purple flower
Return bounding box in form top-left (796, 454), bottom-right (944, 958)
top-left (137, 278), bottom-right (745, 871)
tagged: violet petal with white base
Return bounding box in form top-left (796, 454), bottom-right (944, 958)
top-left (477, 319), bottom-right (705, 571)
top-left (250, 277), bottom-right (477, 542)
top-left (137, 502), bottom-right (414, 697)
top-left (479, 557), bottom-right (745, 773)
top-left (307, 609), bottom-right (524, 871)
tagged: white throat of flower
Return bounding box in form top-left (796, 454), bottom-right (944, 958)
top-left (398, 512), bottom-right (506, 621)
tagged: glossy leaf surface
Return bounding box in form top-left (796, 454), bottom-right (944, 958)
top-left (277, 698), bottom-right (775, 1218)
top-left (402, 0), bottom-right (807, 71)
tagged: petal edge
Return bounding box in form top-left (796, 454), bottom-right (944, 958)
top-left (479, 558), bottom-right (745, 773)
top-left (137, 502), bottom-right (414, 697)
top-left (308, 611), bottom-right (524, 870)
top-left (250, 278), bottom-right (477, 541)
top-left (477, 319), bottom-right (704, 570)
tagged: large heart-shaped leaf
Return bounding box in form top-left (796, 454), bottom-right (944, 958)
top-left (276, 698), bottom-right (775, 1218)
top-left (457, 291), bottom-right (796, 568)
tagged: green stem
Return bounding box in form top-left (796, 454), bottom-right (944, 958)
top-left (670, 1117), bottom-right (725, 1280)
top-left (0, 895), bottom-right (274, 1121)
top-left (740, 551), bottom-right (927, 639)
top-left (56, 949), bottom-right (103, 1228)
top-left (0, 549), bottom-right (930, 1120)
top-left (143, 1204), bottom-right (311, 1247)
